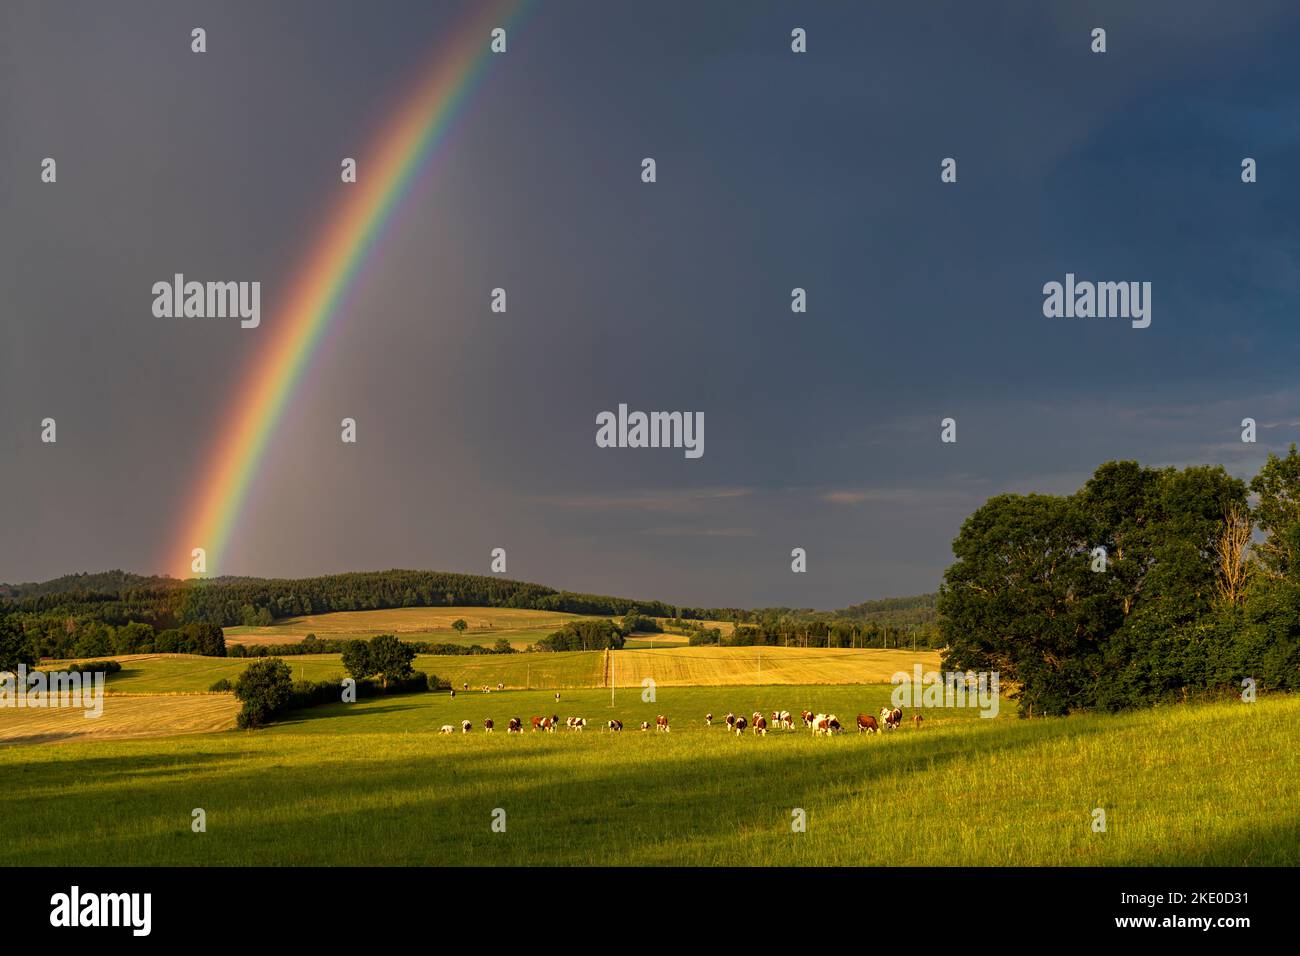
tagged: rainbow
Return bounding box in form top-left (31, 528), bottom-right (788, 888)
top-left (172, 0), bottom-right (527, 578)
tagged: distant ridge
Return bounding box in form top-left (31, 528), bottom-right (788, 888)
top-left (0, 568), bottom-right (936, 625)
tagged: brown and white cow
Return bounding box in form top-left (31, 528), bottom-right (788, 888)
top-left (801, 709), bottom-right (814, 728)
top-left (752, 713), bottom-right (768, 736)
top-left (772, 710), bottom-right (793, 730)
top-left (608, 719), bottom-right (623, 732)
top-left (724, 712), bottom-right (736, 732)
top-left (484, 718), bottom-right (494, 732)
top-left (640, 721), bottom-right (650, 731)
top-left (912, 713), bottom-right (923, 728)
top-left (734, 715), bottom-right (748, 735)
top-left (507, 717), bottom-right (523, 733)
top-left (812, 713), bottom-right (842, 736)
top-left (546, 715), bottom-right (558, 732)
top-left (857, 713), bottom-right (880, 733)
top-left (880, 706), bottom-right (902, 730)
top-left (439, 724), bottom-right (455, 734)
top-left (568, 717), bottom-right (586, 731)
top-left (461, 720), bottom-right (472, 734)
top-left (705, 712), bottom-right (713, 726)
top-left (655, 714), bottom-right (670, 733)
top-left (530, 715), bottom-right (544, 731)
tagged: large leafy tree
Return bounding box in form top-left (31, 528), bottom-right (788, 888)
top-left (341, 635), bottom-right (414, 689)
top-left (941, 462), bottom-right (1248, 715)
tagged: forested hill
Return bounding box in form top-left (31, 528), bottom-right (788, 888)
top-left (0, 569), bottom-right (717, 630)
top-left (0, 567), bottom-right (936, 633)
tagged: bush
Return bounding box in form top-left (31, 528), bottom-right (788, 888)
top-left (234, 658), bottom-right (293, 729)
top-left (208, 677), bottom-right (233, 692)
top-left (65, 660), bottom-right (122, 675)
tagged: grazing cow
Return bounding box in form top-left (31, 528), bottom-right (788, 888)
top-left (656, 715), bottom-right (670, 733)
top-left (912, 713), bottom-right (923, 729)
top-left (507, 717), bottom-right (523, 733)
top-left (857, 713), bottom-right (880, 733)
top-left (705, 712), bottom-right (713, 726)
top-left (811, 714), bottom-right (831, 736)
top-left (608, 719), bottom-right (623, 732)
top-left (734, 715), bottom-right (748, 735)
top-left (569, 717), bottom-right (586, 731)
top-left (826, 715), bottom-right (842, 734)
top-left (880, 706), bottom-right (902, 730)
top-left (497, 682), bottom-right (504, 691)
top-left (531, 715), bottom-right (543, 731)
top-left (753, 713), bottom-right (768, 736)
top-left (724, 712), bottom-right (736, 732)
top-left (545, 715), bottom-right (558, 732)
top-left (801, 709), bottom-right (814, 728)
top-left (772, 710), bottom-right (793, 730)
top-left (484, 718), bottom-right (494, 732)
top-left (640, 721), bottom-right (650, 731)
top-left (461, 720), bottom-right (472, 734)
top-left (439, 725), bottom-right (455, 734)
top-left (449, 689), bottom-right (456, 699)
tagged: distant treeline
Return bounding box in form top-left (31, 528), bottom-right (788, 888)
top-left (229, 634), bottom-right (515, 658)
top-left (690, 617), bottom-right (942, 650)
top-left (0, 569), bottom-right (709, 649)
top-left (0, 617), bottom-right (226, 665)
top-left (941, 455), bottom-right (1300, 716)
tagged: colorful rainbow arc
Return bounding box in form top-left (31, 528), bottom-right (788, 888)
top-left (172, 0), bottom-right (526, 578)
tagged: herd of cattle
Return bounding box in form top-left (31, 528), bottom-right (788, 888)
top-left (438, 707), bottom-right (921, 736)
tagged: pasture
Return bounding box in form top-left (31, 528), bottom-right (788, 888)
top-left (37, 650), bottom-right (607, 695)
top-left (0, 684), bottom-right (1294, 866)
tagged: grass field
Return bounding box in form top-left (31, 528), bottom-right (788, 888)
top-left (224, 607), bottom-right (606, 649)
top-left (43, 651), bottom-right (607, 695)
top-left (0, 684), bottom-right (1293, 865)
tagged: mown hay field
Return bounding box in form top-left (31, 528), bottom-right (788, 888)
top-left (224, 606), bottom-right (605, 647)
top-left (611, 646), bottom-right (943, 686)
top-left (0, 693), bottom-right (238, 746)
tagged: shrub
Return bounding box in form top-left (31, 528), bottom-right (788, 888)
top-left (234, 658), bottom-right (293, 729)
top-left (208, 677), bottom-right (233, 692)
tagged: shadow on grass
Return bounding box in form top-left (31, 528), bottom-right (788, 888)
top-left (0, 714), bottom-right (1092, 865)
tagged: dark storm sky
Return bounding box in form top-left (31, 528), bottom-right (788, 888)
top-left (3, 0), bottom-right (1300, 608)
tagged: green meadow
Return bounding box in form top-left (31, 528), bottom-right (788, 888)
top-left (69, 650), bottom-right (604, 694)
top-left (1, 680), bottom-right (1294, 866)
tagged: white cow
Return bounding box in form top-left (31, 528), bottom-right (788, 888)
top-left (439, 725), bottom-right (455, 734)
